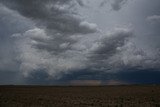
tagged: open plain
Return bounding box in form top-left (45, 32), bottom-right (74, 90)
top-left (0, 85), bottom-right (160, 107)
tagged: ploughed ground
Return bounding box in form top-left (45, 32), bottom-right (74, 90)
top-left (0, 85), bottom-right (160, 107)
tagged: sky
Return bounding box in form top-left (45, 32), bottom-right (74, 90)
top-left (0, 0), bottom-right (160, 85)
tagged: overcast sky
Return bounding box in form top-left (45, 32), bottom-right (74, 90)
top-left (0, 0), bottom-right (160, 85)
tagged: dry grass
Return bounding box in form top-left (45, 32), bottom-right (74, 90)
top-left (0, 85), bottom-right (160, 107)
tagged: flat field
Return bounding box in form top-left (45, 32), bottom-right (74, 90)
top-left (0, 85), bottom-right (160, 107)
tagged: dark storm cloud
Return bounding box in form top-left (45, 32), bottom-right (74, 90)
top-left (0, 0), bottom-right (98, 34)
top-left (0, 0), bottom-right (99, 77)
top-left (146, 15), bottom-right (160, 23)
top-left (88, 28), bottom-right (134, 70)
top-left (114, 68), bottom-right (160, 84)
top-left (90, 28), bottom-right (132, 59)
top-left (111, 0), bottom-right (128, 11)
top-left (0, 0), bottom-right (98, 55)
top-left (99, 0), bottom-right (128, 11)
top-left (87, 27), bottom-right (160, 71)
top-left (0, 0), bottom-right (160, 85)
top-left (28, 68), bottom-right (160, 85)
top-left (99, 0), bottom-right (108, 7)
top-left (146, 15), bottom-right (160, 31)
top-left (76, 0), bottom-right (85, 7)
top-left (0, 3), bottom-right (33, 72)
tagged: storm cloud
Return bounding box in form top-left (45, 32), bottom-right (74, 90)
top-left (111, 0), bottom-right (128, 11)
top-left (99, 0), bottom-right (128, 11)
top-left (0, 0), bottom-right (160, 84)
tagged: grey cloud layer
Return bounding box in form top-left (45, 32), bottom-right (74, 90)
top-left (0, 0), bottom-right (160, 79)
top-left (0, 3), bottom-right (33, 72)
top-left (0, 0), bottom-right (99, 77)
top-left (1, 0), bottom-right (98, 34)
top-left (99, 0), bottom-right (128, 11)
top-left (87, 28), bottom-right (158, 71)
top-left (111, 0), bottom-right (128, 11)
top-left (146, 15), bottom-right (160, 24)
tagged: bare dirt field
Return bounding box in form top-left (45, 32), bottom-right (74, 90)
top-left (0, 85), bottom-right (160, 107)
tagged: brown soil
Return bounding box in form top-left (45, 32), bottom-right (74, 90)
top-left (0, 85), bottom-right (160, 107)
